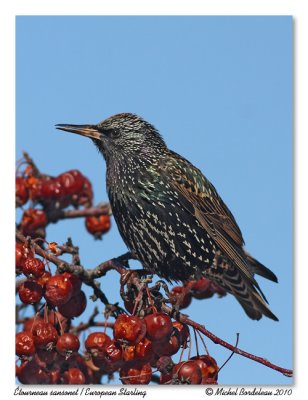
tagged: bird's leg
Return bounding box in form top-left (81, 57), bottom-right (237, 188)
top-left (169, 304), bottom-right (181, 320)
top-left (139, 272), bottom-right (153, 283)
top-left (152, 280), bottom-right (170, 296)
top-left (122, 268), bottom-right (151, 280)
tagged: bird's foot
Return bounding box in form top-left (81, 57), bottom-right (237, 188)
top-left (169, 304), bottom-right (181, 320)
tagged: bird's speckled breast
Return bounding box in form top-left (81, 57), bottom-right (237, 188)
top-left (106, 156), bottom-right (216, 282)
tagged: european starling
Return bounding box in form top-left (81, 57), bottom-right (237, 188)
top-left (56, 113), bottom-right (278, 321)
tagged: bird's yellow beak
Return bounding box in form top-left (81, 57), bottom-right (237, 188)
top-left (55, 124), bottom-right (101, 140)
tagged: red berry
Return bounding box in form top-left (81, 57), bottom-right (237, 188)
top-left (15, 363), bottom-right (22, 378)
top-left (26, 176), bottom-right (43, 201)
top-left (172, 360), bottom-right (202, 384)
top-left (144, 312), bottom-right (173, 342)
top-left (16, 177), bottom-right (29, 207)
top-left (85, 214), bottom-right (111, 238)
top-left (170, 286), bottom-right (192, 309)
top-left (61, 272), bottom-right (82, 296)
top-left (114, 314), bottom-right (146, 345)
top-left (56, 333), bottom-right (80, 357)
top-left (17, 359), bottom-right (50, 384)
top-left (85, 332), bottom-right (112, 357)
top-left (121, 338), bottom-right (154, 364)
top-left (135, 337), bottom-right (154, 363)
top-left (15, 243), bottom-right (25, 273)
top-left (22, 257), bottom-right (45, 278)
top-left (23, 316), bottom-right (44, 332)
top-left (57, 170), bottom-right (85, 197)
top-left (31, 322), bottom-right (59, 350)
top-left (122, 345), bottom-right (136, 362)
top-left (69, 354), bottom-right (91, 380)
top-left (63, 368), bottom-right (86, 384)
top-left (74, 177), bottom-right (93, 207)
top-left (190, 355), bottom-right (219, 380)
top-left (160, 372), bottom-right (173, 384)
top-left (18, 280), bottom-right (43, 304)
top-left (40, 177), bottom-right (63, 200)
top-left (49, 367), bottom-right (61, 384)
top-left (16, 332), bottom-right (36, 357)
top-left (36, 349), bottom-right (58, 365)
top-left (203, 377), bottom-right (218, 384)
top-left (44, 274), bottom-right (73, 306)
top-left (191, 277), bottom-right (214, 299)
top-left (211, 282), bottom-right (227, 297)
top-left (150, 354), bottom-right (160, 368)
top-left (16, 242), bottom-right (31, 274)
top-left (20, 208), bottom-right (48, 237)
top-left (156, 355), bottom-right (175, 375)
top-left (191, 277), bottom-right (211, 292)
top-left (93, 340), bottom-right (123, 372)
top-left (120, 363), bottom-right (152, 385)
top-left (58, 290), bottom-right (87, 318)
top-left (104, 340), bottom-right (123, 364)
top-left (152, 331), bottom-right (181, 357)
top-left (189, 357), bottom-right (212, 383)
top-left (36, 271), bottom-right (52, 287)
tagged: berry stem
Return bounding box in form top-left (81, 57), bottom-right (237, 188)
top-left (217, 333), bottom-right (240, 375)
top-left (55, 311), bottom-right (65, 336)
top-left (196, 329), bottom-right (210, 356)
top-left (193, 327), bottom-right (199, 357)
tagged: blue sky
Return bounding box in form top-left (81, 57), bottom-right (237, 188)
top-left (16, 16), bottom-right (293, 385)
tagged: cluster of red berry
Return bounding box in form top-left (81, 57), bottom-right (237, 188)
top-left (16, 169), bottom-right (93, 209)
top-left (17, 242), bottom-right (87, 317)
top-left (16, 164), bottom-right (111, 240)
top-left (16, 317), bottom-right (99, 384)
top-left (167, 278), bottom-right (227, 311)
top-left (111, 312), bottom-right (218, 384)
top-left (16, 311), bottom-right (218, 385)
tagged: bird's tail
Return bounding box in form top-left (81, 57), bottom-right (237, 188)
top-left (212, 263), bottom-right (279, 321)
top-left (245, 253), bottom-right (278, 283)
top-left (238, 254), bottom-right (279, 320)
top-left (234, 286), bottom-right (279, 321)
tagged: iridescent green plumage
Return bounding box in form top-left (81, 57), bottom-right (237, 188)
top-left (56, 113), bottom-right (278, 321)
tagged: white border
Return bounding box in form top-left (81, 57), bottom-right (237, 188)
top-left (1, 1), bottom-right (306, 399)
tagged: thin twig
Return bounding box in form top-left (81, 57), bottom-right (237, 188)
top-left (218, 332), bottom-right (239, 373)
top-left (22, 151), bottom-right (40, 177)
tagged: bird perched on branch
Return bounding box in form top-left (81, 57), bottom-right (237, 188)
top-left (56, 113), bottom-right (278, 321)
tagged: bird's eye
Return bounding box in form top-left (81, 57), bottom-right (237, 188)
top-left (105, 129), bottom-right (120, 139)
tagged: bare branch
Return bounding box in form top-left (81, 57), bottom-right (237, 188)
top-left (47, 203), bottom-right (111, 224)
top-left (161, 303), bottom-right (293, 377)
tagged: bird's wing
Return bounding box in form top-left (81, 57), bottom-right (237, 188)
top-left (159, 152), bottom-right (255, 283)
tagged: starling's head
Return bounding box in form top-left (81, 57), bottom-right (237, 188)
top-left (56, 113), bottom-right (167, 161)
